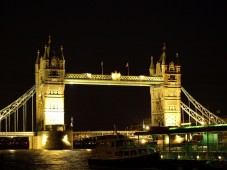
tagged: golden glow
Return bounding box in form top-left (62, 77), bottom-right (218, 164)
top-left (111, 71), bottom-right (121, 80)
top-left (145, 125), bottom-right (150, 130)
top-left (62, 135), bottom-right (71, 146)
top-left (45, 112), bottom-right (64, 125)
top-left (86, 73), bottom-right (92, 78)
top-left (199, 121), bottom-right (206, 125)
top-left (196, 155), bottom-right (200, 160)
top-left (9, 150), bottom-right (16, 153)
top-left (139, 75), bottom-right (145, 79)
top-left (165, 135), bottom-right (169, 144)
top-left (141, 139), bottom-right (147, 144)
top-left (42, 134), bottom-right (48, 146)
top-left (181, 122), bottom-right (191, 126)
top-left (165, 115), bottom-right (177, 126)
top-left (174, 135), bottom-right (184, 143)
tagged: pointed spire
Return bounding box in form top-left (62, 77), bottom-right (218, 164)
top-left (36, 50), bottom-right (40, 64)
top-left (159, 43), bottom-right (166, 65)
top-left (162, 42), bottom-right (166, 52)
top-left (47, 35), bottom-right (51, 59)
top-left (175, 52), bottom-right (180, 66)
top-left (150, 56), bottom-right (154, 69)
top-left (48, 35), bottom-right (51, 45)
top-left (43, 45), bottom-right (47, 59)
top-left (149, 56), bottom-right (155, 76)
top-left (61, 46), bottom-right (65, 60)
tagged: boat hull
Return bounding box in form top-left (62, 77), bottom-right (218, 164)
top-left (88, 153), bottom-right (160, 169)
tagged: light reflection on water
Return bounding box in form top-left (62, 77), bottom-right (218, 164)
top-left (0, 149), bottom-right (92, 170)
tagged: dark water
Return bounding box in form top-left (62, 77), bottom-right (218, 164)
top-left (0, 149), bottom-right (92, 170)
top-left (1, 149), bottom-right (227, 170)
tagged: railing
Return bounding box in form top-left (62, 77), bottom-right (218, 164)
top-left (64, 73), bottom-right (163, 86)
top-left (157, 143), bottom-right (227, 160)
top-left (65, 73), bottom-right (163, 82)
top-left (0, 132), bottom-right (35, 137)
top-left (73, 130), bottom-right (139, 139)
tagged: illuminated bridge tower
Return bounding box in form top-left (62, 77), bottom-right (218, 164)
top-left (35, 37), bottom-right (72, 149)
top-left (150, 44), bottom-right (181, 127)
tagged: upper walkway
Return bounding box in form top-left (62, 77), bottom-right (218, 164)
top-left (64, 73), bottom-right (163, 86)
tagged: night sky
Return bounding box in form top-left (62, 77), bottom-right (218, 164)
top-left (0, 1), bottom-right (226, 131)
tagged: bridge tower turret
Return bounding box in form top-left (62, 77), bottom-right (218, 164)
top-left (34, 37), bottom-right (72, 149)
top-left (150, 44), bottom-right (181, 127)
top-left (35, 36), bottom-right (65, 131)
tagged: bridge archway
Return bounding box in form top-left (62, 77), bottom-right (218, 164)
top-left (35, 38), bottom-right (181, 133)
top-left (64, 85), bottom-right (151, 131)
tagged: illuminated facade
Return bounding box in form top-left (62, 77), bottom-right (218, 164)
top-left (150, 44), bottom-right (181, 127)
top-left (35, 38), bottom-right (180, 133)
top-left (35, 37), bottom-right (65, 131)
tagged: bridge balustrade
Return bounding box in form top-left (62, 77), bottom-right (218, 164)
top-left (65, 73), bottom-right (163, 82)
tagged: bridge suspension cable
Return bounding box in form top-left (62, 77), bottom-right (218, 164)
top-left (181, 86), bottom-right (225, 124)
top-left (0, 84), bottom-right (41, 121)
top-left (181, 102), bottom-right (206, 125)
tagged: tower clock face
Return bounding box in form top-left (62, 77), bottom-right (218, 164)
top-left (51, 58), bottom-right (57, 67)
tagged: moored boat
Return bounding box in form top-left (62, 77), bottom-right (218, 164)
top-left (88, 134), bottom-right (160, 169)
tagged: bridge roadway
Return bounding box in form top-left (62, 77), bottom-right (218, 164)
top-left (64, 73), bottom-right (163, 86)
top-left (0, 131), bottom-right (140, 139)
top-left (0, 132), bottom-right (35, 137)
top-left (73, 130), bottom-right (140, 139)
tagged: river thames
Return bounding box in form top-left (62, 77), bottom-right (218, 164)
top-left (0, 149), bottom-right (92, 170)
top-left (2, 149), bottom-right (227, 170)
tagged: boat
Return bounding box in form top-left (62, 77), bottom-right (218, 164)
top-left (88, 134), bottom-right (160, 169)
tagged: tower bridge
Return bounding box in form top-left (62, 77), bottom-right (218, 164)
top-left (0, 37), bottom-right (225, 149)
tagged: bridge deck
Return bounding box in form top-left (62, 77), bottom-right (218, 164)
top-left (64, 74), bottom-right (163, 86)
top-left (0, 132), bottom-right (35, 137)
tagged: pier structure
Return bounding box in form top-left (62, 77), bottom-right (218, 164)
top-left (135, 124), bottom-right (227, 160)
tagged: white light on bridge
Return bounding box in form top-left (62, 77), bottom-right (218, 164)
top-left (199, 121), bottom-right (206, 125)
top-left (139, 75), bottom-right (145, 79)
top-left (111, 71), bottom-right (121, 80)
top-left (86, 73), bottom-right (92, 78)
top-left (45, 112), bottom-right (64, 125)
top-left (62, 135), bottom-right (71, 146)
top-left (42, 134), bottom-right (48, 146)
top-left (181, 122), bottom-right (191, 126)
